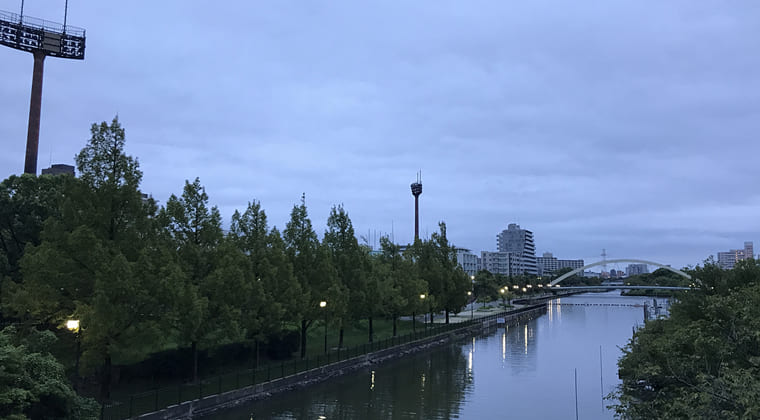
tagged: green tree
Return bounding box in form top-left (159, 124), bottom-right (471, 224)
top-left (376, 236), bottom-right (425, 336)
top-left (160, 178), bottom-right (247, 381)
top-left (611, 259), bottom-right (760, 419)
top-left (410, 223), bottom-right (469, 323)
top-left (473, 270), bottom-right (499, 304)
top-left (0, 174), bottom-right (71, 286)
top-left (5, 117), bottom-right (168, 398)
top-left (283, 195), bottom-right (336, 357)
top-left (323, 205), bottom-right (365, 345)
top-left (229, 201), bottom-right (299, 364)
top-left (0, 326), bottom-right (99, 419)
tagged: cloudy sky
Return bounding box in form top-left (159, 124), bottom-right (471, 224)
top-left (2, 1), bottom-right (759, 269)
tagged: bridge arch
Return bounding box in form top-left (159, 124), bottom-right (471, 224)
top-left (549, 259), bottom-right (691, 286)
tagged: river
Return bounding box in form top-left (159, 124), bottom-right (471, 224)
top-left (205, 292), bottom-right (659, 419)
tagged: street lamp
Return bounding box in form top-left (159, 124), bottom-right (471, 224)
top-left (66, 319), bottom-right (80, 390)
top-left (319, 301), bottom-right (327, 354)
top-left (467, 291), bottom-right (473, 319)
top-left (420, 294), bottom-right (427, 326)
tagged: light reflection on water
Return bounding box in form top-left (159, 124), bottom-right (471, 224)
top-left (205, 292), bottom-right (659, 420)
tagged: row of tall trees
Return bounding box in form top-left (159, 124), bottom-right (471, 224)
top-left (0, 118), bottom-right (471, 398)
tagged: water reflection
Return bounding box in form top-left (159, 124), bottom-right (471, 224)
top-left (206, 292), bottom-right (656, 420)
top-left (210, 345), bottom-right (472, 419)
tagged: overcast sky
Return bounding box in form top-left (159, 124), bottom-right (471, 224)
top-left (2, 1), bottom-right (760, 269)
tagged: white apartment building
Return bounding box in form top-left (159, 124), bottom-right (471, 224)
top-left (717, 241), bottom-right (754, 270)
top-left (455, 248), bottom-right (479, 277)
top-left (496, 224), bottom-right (537, 275)
top-left (536, 252), bottom-right (585, 276)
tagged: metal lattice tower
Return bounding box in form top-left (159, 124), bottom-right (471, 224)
top-left (1, 1), bottom-right (86, 174)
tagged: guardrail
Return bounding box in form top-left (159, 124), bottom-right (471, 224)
top-left (0, 9), bottom-right (85, 37)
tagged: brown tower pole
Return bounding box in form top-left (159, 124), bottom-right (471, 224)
top-left (411, 173), bottom-right (423, 242)
top-left (24, 51), bottom-right (45, 175)
top-left (414, 195), bottom-right (419, 240)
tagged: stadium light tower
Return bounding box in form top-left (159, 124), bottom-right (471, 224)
top-left (1, 1), bottom-right (86, 174)
top-left (410, 171), bottom-right (422, 241)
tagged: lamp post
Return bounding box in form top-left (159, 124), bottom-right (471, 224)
top-left (420, 294), bottom-right (426, 329)
top-left (319, 301), bottom-right (327, 354)
top-left (467, 291), bottom-right (473, 319)
top-left (66, 319), bottom-right (80, 390)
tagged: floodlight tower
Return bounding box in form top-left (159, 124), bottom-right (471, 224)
top-left (1, 1), bottom-right (86, 174)
top-left (410, 172), bottom-right (422, 241)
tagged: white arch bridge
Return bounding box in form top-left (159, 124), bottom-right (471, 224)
top-left (549, 258), bottom-right (692, 286)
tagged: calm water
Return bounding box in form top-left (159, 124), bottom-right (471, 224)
top-left (206, 292), bottom-right (657, 420)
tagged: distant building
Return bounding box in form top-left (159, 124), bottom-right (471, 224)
top-left (480, 251), bottom-right (511, 276)
top-left (455, 248), bottom-right (479, 277)
top-left (717, 241), bottom-right (754, 269)
top-left (41, 164), bottom-right (74, 176)
top-left (584, 271), bottom-right (601, 278)
top-left (626, 263), bottom-right (649, 276)
top-left (496, 224), bottom-right (537, 275)
top-left (536, 252), bottom-right (585, 276)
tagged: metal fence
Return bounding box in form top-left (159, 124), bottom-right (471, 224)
top-left (102, 306), bottom-right (541, 419)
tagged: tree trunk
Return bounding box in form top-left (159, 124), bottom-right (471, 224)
top-left (339, 324), bottom-right (345, 348)
top-left (300, 319), bottom-right (308, 359)
top-left (368, 316), bottom-right (374, 343)
top-left (445, 309), bottom-right (450, 324)
top-left (192, 340), bottom-right (199, 383)
top-left (430, 310), bottom-right (434, 324)
top-left (255, 340), bottom-right (260, 369)
top-left (392, 315), bottom-right (397, 337)
top-left (100, 351), bottom-right (112, 400)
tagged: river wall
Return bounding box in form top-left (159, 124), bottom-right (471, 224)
top-left (137, 304), bottom-right (547, 420)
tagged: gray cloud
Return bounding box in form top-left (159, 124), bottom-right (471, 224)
top-left (2, 0), bottom-right (759, 268)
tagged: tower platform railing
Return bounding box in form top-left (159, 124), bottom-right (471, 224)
top-left (0, 9), bottom-right (85, 59)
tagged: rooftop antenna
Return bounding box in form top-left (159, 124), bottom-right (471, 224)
top-left (2, 0), bottom-right (86, 174)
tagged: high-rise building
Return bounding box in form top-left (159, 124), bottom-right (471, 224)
top-left (626, 263), bottom-right (649, 276)
top-left (717, 241), bottom-right (754, 269)
top-left (496, 224), bottom-right (537, 275)
top-left (536, 252), bottom-right (584, 276)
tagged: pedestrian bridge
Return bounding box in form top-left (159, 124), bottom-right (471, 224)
top-left (549, 258), bottom-right (691, 286)
top-left (552, 285), bottom-right (690, 291)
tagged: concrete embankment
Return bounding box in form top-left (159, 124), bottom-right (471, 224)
top-left (138, 304), bottom-right (547, 420)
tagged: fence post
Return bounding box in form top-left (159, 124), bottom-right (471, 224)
top-left (294, 359), bottom-right (297, 375)
top-left (198, 379), bottom-right (202, 400)
top-left (267, 364), bottom-right (271, 381)
top-left (218, 375), bottom-right (222, 395)
top-left (129, 395), bottom-right (134, 418)
top-left (178, 384), bottom-right (182, 405)
top-left (281, 361), bottom-right (284, 378)
top-left (155, 389), bottom-right (159, 412)
top-left (252, 368), bottom-right (256, 386)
